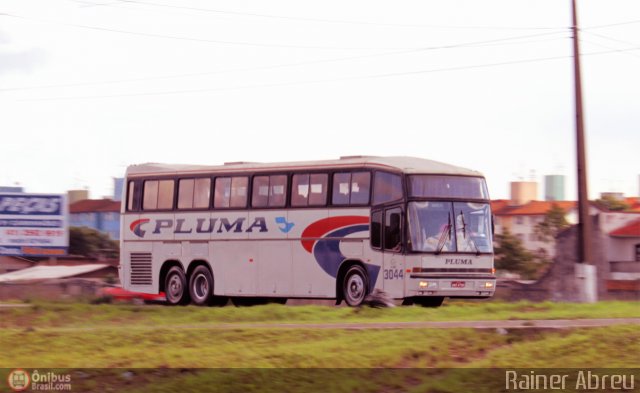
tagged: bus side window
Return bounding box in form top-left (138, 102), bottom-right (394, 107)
top-left (178, 179), bottom-right (195, 209)
top-left (269, 175), bottom-right (287, 207)
top-left (373, 172), bottom-right (403, 205)
top-left (332, 172), bottom-right (370, 206)
top-left (178, 178), bottom-right (211, 209)
top-left (308, 174), bottom-right (328, 206)
top-left (332, 173), bottom-right (351, 205)
top-left (292, 174), bottom-right (310, 207)
top-left (157, 180), bottom-right (175, 210)
top-left (215, 177), bottom-right (247, 208)
top-left (253, 175), bottom-right (287, 208)
top-left (350, 172), bottom-right (371, 205)
top-left (371, 210), bottom-right (382, 249)
top-left (292, 173), bottom-right (328, 207)
top-left (143, 179), bottom-right (174, 210)
top-left (214, 177), bottom-right (231, 208)
top-left (252, 176), bottom-right (270, 208)
top-left (127, 180), bottom-right (138, 211)
top-left (230, 177), bottom-right (248, 208)
top-left (384, 208), bottom-right (402, 252)
top-left (143, 180), bottom-right (159, 210)
top-left (193, 178), bottom-right (211, 208)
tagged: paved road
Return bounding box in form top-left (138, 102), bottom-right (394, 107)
top-left (0, 303), bottom-right (32, 308)
top-left (18, 318), bottom-right (639, 333)
top-left (168, 318), bottom-right (640, 330)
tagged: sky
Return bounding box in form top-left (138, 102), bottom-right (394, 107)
top-left (1, 0), bottom-right (639, 201)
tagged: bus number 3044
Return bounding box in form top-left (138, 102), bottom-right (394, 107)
top-left (383, 269), bottom-right (404, 280)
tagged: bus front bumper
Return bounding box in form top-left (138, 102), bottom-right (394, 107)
top-left (408, 274), bottom-right (496, 297)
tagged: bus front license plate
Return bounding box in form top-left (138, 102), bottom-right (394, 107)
top-left (451, 281), bottom-right (465, 288)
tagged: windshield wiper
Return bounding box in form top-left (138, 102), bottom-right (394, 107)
top-left (435, 216), bottom-right (451, 255)
top-left (459, 210), bottom-right (481, 256)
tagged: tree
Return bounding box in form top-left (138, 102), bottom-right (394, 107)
top-left (534, 203), bottom-right (570, 243)
top-left (595, 195), bottom-right (630, 211)
top-left (69, 226), bottom-right (119, 259)
top-left (494, 228), bottom-right (542, 279)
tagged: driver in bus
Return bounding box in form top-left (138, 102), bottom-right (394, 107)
top-left (423, 219), bottom-right (451, 252)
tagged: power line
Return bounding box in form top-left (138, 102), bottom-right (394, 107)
top-left (0, 31), bottom-right (567, 92)
top-left (579, 38), bottom-right (640, 59)
top-left (580, 30), bottom-right (639, 48)
top-left (17, 47), bottom-right (638, 102)
top-left (104, 0), bottom-right (564, 31)
top-left (584, 19), bottom-right (640, 30)
top-left (0, 12), bottom-right (414, 50)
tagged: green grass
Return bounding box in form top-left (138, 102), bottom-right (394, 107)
top-left (1, 300), bottom-right (638, 330)
top-left (2, 325), bottom-right (636, 392)
top-left (1, 301), bottom-right (638, 392)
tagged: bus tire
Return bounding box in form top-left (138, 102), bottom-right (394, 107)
top-left (414, 296), bottom-right (444, 308)
top-left (342, 265), bottom-right (368, 307)
top-left (188, 265), bottom-right (214, 306)
top-left (165, 266), bottom-right (189, 305)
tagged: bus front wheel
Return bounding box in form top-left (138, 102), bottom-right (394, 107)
top-left (342, 265), bottom-right (368, 307)
top-left (165, 266), bottom-right (189, 305)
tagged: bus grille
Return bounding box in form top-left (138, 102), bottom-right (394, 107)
top-left (130, 252), bottom-right (152, 286)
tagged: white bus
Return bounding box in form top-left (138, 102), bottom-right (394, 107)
top-left (119, 156), bottom-right (495, 307)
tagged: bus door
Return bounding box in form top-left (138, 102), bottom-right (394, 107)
top-left (381, 206), bottom-right (405, 298)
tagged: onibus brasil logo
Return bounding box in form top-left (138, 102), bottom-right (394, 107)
top-left (7, 369), bottom-right (72, 391)
top-left (7, 369), bottom-right (30, 392)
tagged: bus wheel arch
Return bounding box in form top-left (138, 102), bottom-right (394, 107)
top-left (159, 260), bottom-right (189, 305)
top-left (336, 260), bottom-right (369, 307)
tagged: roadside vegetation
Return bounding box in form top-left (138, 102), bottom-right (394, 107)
top-left (1, 301), bottom-right (637, 392)
top-left (1, 300), bottom-right (638, 330)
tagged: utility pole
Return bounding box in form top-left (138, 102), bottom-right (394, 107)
top-left (571, 0), bottom-right (596, 302)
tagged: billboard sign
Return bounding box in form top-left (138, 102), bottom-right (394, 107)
top-left (0, 193), bottom-right (68, 256)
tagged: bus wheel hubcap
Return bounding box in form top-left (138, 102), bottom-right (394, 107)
top-left (168, 275), bottom-right (182, 298)
top-left (347, 275), bottom-right (364, 302)
top-left (194, 274), bottom-right (208, 299)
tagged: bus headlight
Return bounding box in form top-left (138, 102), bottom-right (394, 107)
top-left (483, 282), bottom-right (494, 288)
top-left (419, 281), bottom-right (438, 289)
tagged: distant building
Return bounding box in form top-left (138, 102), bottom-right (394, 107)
top-left (509, 181), bottom-right (538, 205)
top-left (626, 197), bottom-right (640, 213)
top-left (498, 210), bottom-right (640, 302)
top-left (0, 256), bottom-right (35, 274)
top-left (68, 190), bottom-right (90, 205)
top-left (113, 178), bottom-right (124, 202)
top-left (544, 175), bottom-right (565, 201)
top-left (69, 199), bottom-right (121, 240)
top-left (0, 186), bottom-right (24, 193)
top-left (600, 192), bottom-right (625, 201)
top-left (492, 200), bottom-right (578, 258)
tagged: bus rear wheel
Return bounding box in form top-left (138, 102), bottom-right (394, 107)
top-left (189, 265), bottom-right (215, 306)
top-left (342, 265), bottom-right (368, 307)
top-left (165, 266), bottom-right (189, 305)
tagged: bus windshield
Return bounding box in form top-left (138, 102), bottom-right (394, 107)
top-left (407, 201), bottom-right (493, 254)
top-left (408, 175), bottom-right (489, 200)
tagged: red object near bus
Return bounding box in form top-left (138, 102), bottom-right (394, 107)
top-left (101, 286), bottom-right (165, 303)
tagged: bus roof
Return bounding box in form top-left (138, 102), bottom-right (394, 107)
top-left (125, 156), bottom-right (484, 178)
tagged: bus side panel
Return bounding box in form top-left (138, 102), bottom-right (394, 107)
top-left (257, 240), bottom-right (292, 296)
top-left (213, 240), bottom-right (257, 296)
top-left (244, 211), bottom-right (293, 296)
top-left (288, 209), bottom-right (333, 297)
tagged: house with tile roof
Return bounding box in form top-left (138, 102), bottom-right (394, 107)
top-left (491, 199), bottom-right (580, 259)
top-left (496, 201), bottom-right (640, 301)
top-left (69, 199), bottom-right (121, 240)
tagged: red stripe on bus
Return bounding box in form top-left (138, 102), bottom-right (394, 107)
top-left (300, 216), bottom-right (369, 253)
